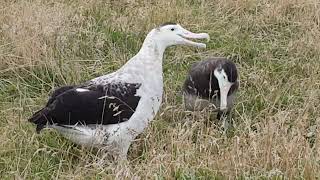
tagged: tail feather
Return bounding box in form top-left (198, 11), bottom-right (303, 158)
top-left (28, 107), bottom-right (51, 133)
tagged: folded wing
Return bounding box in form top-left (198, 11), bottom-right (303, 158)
top-left (28, 83), bottom-right (142, 133)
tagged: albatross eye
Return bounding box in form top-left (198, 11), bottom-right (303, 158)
top-left (170, 28), bottom-right (175, 31)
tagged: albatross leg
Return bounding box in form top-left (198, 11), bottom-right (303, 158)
top-left (115, 140), bottom-right (131, 162)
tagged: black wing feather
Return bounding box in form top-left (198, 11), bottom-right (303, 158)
top-left (47, 85), bottom-right (77, 105)
top-left (28, 83), bottom-right (141, 132)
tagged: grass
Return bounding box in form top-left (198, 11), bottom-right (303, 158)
top-left (1, 0), bottom-right (320, 179)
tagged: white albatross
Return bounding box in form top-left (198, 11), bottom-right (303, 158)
top-left (28, 22), bottom-right (210, 159)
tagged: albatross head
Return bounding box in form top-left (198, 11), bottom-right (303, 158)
top-left (151, 22), bottom-right (210, 49)
top-left (213, 61), bottom-right (238, 111)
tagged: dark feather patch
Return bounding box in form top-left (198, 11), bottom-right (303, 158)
top-left (221, 60), bottom-right (238, 83)
top-left (29, 83), bottom-right (141, 132)
top-left (47, 85), bottom-right (77, 105)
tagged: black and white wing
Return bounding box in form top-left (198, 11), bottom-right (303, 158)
top-left (28, 83), bottom-right (142, 133)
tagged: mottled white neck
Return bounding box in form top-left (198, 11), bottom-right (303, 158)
top-left (120, 29), bottom-right (167, 72)
top-left (117, 30), bottom-right (167, 135)
top-left (138, 29), bottom-right (166, 57)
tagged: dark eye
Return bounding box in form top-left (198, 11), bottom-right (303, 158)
top-left (170, 28), bottom-right (175, 31)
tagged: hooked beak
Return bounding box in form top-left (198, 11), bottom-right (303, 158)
top-left (178, 29), bottom-right (210, 48)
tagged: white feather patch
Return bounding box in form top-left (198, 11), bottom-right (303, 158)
top-left (76, 88), bottom-right (90, 92)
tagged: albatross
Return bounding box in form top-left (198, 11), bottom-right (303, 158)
top-left (28, 22), bottom-right (210, 159)
top-left (183, 57), bottom-right (239, 120)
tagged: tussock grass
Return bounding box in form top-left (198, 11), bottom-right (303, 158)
top-left (1, 0), bottom-right (320, 179)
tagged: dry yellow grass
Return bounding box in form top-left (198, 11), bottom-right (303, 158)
top-left (0, 0), bottom-right (320, 179)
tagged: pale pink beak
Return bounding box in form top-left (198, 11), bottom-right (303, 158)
top-left (178, 28), bottom-right (210, 48)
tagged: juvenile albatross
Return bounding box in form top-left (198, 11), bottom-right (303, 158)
top-left (183, 57), bottom-right (239, 120)
top-left (28, 23), bottom-right (209, 159)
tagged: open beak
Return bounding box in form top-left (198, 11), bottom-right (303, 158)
top-left (179, 28), bottom-right (210, 48)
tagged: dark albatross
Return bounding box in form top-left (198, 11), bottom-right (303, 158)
top-left (183, 57), bottom-right (239, 120)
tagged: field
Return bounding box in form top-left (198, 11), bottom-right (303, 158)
top-left (1, 0), bottom-right (320, 179)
